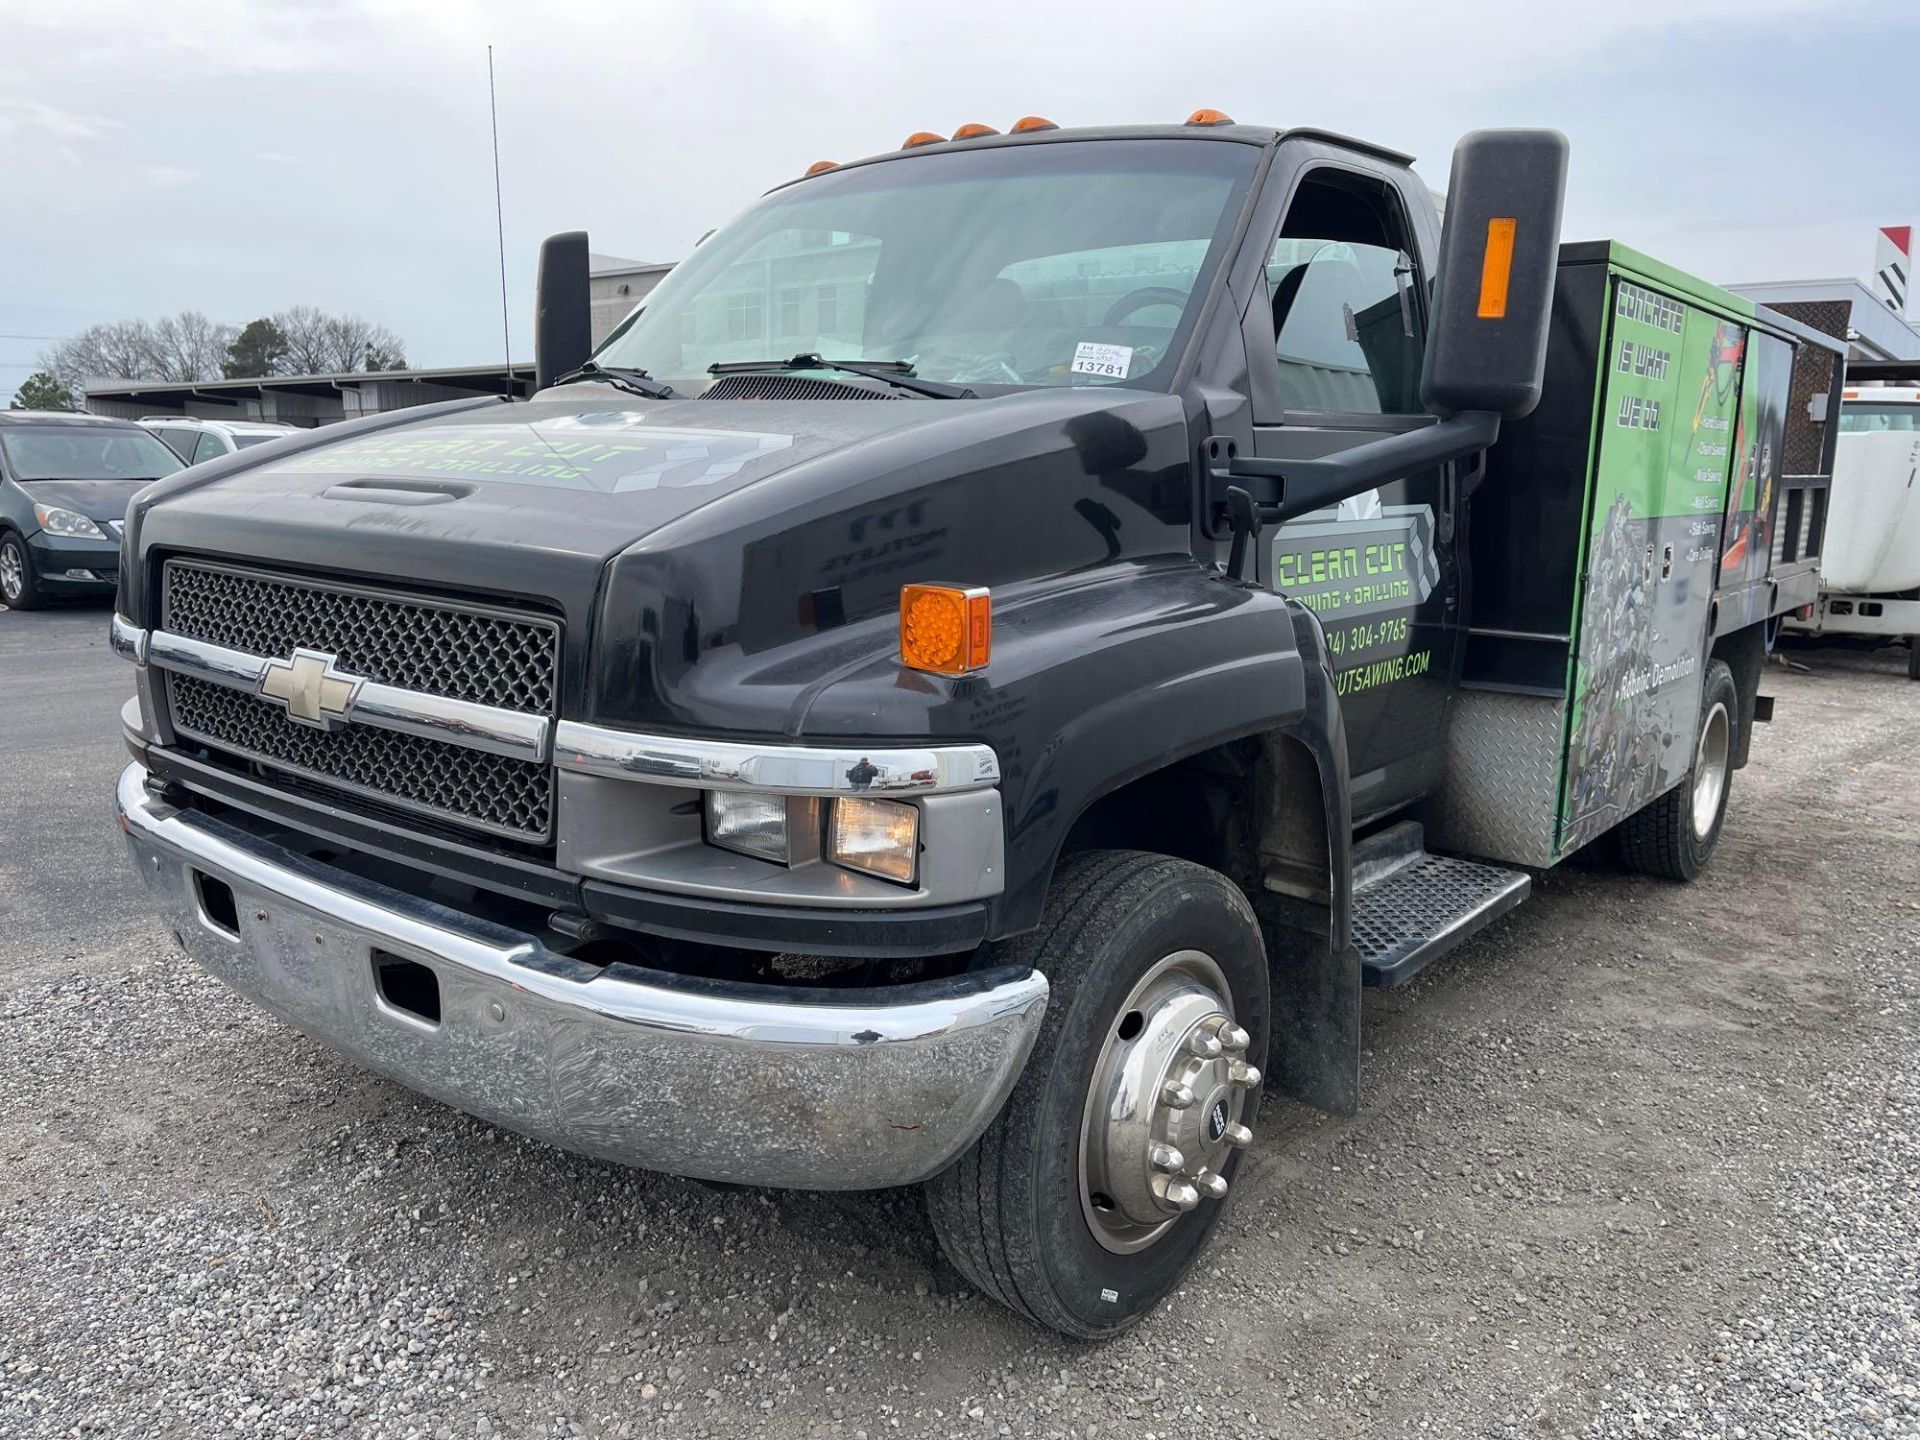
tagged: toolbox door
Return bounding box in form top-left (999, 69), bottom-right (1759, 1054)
top-left (1557, 279), bottom-right (1742, 854)
top-left (1715, 331), bottom-right (1793, 618)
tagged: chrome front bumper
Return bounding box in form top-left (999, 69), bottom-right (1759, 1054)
top-left (116, 762), bottom-right (1047, 1190)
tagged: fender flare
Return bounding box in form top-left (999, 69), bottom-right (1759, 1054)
top-left (992, 578), bottom-right (1311, 938)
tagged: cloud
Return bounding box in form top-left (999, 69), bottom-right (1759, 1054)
top-left (1, 0), bottom-right (1913, 364)
top-left (0, 97), bottom-right (119, 143)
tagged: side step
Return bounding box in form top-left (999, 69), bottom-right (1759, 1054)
top-left (1352, 823), bottom-right (1530, 989)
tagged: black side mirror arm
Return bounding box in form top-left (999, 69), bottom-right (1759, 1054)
top-left (1206, 411), bottom-right (1502, 580)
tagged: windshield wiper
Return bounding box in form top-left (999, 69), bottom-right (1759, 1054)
top-left (708, 353), bottom-right (974, 399)
top-left (552, 361), bottom-right (676, 399)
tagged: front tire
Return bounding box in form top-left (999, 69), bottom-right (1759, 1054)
top-left (0, 533), bottom-right (45, 610)
top-left (925, 851), bottom-right (1271, 1338)
top-left (1620, 658), bottom-right (1738, 881)
top-left (1907, 637), bottom-right (1918, 682)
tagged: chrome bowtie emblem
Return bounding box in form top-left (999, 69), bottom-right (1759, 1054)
top-left (257, 648), bottom-right (363, 731)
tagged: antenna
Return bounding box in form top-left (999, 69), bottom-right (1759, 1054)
top-left (488, 45), bottom-right (512, 381)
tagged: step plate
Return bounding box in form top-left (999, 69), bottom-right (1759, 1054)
top-left (1355, 854), bottom-right (1531, 989)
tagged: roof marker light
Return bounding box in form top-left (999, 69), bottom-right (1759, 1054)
top-left (952, 122), bottom-right (1000, 140)
top-left (1009, 115), bottom-right (1058, 134)
top-left (902, 130), bottom-right (946, 148)
top-left (804, 160), bottom-right (837, 176)
top-left (1185, 108), bottom-right (1235, 126)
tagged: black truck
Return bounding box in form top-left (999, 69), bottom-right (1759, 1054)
top-left (112, 114), bottom-right (1843, 1338)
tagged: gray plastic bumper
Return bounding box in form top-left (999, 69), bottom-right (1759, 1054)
top-left (116, 762), bottom-right (1047, 1190)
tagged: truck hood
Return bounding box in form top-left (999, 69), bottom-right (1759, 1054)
top-left (131, 384), bottom-right (1194, 721)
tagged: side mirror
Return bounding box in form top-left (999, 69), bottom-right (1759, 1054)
top-left (1421, 128), bottom-right (1568, 420)
top-left (534, 230), bottom-right (593, 392)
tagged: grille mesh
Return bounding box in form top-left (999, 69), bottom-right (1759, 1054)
top-left (702, 372), bottom-right (900, 402)
top-left (160, 561), bottom-right (559, 843)
top-left (164, 561), bottom-right (556, 713)
top-left (169, 674), bottom-right (553, 840)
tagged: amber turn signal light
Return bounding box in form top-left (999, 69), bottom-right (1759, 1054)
top-left (1009, 115), bottom-right (1058, 134)
top-left (1477, 217), bottom-right (1517, 319)
top-left (900, 584), bottom-right (991, 676)
top-left (902, 130), bottom-right (946, 148)
top-left (1185, 108), bottom-right (1234, 126)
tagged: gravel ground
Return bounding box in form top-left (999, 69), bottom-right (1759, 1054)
top-left (1, 604), bottom-right (1915, 1439)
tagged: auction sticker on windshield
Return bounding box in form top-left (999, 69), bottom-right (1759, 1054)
top-left (1070, 342), bottom-right (1134, 379)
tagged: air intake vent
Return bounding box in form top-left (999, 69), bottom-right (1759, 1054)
top-left (702, 372), bottom-right (901, 401)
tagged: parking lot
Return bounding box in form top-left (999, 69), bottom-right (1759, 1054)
top-left (1, 599), bottom-right (1914, 1439)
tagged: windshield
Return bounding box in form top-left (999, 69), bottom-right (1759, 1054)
top-left (1839, 402), bottom-right (1920, 433)
top-left (0, 426), bottom-right (185, 481)
top-left (595, 138), bottom-right (1260, 392)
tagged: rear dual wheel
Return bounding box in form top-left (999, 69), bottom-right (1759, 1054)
top-left (925, 851), bottom-right (1270, 1338)
top-left (1620, 658), bottom-right (1738, 881)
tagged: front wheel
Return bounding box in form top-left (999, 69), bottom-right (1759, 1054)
top-left (925, 851), bottom-right (1271, 1338)
top-left (0, 533), bottom-right (45, 610)
top-left (1620, 658), bottom-right (1738, 881)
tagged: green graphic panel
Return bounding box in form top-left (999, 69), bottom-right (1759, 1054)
top-left (1558, 279), bottom-right (1742, 852)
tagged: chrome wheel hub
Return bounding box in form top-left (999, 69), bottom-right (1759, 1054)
top-left (0, 544), bottom-right (21, 602)
top-left (1079, 950), bottom-right (1259, 1255)
top-left (1691, 700), bottom-right (1731, 840)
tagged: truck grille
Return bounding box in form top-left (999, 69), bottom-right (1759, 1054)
top-left (164, 561), bottom-right (556, 712)
top-left (161, 560), bottom-right (559, 842)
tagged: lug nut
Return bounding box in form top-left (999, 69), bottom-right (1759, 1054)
top-left (1188, 1031), bottom-right (1223, 1060)
top-left (1149, 1143), bottom-right (1186, 1173)
top-left (1219, 1024), bottom-right (1251, 1053)
top-left (1229, 1060), bottom-right (1262, 1088)
top-left (1159, 1178), bottom-right (1201, 1212)
top-left (1196, 1171), bottom-right (1229, 1200)
top-left (1161, 1080), bottom-right (1195, 1109)
top-left (1222, 1122), bottom-right (1254, 1149)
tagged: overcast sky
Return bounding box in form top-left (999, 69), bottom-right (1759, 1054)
top-left (2, 0), bottom-right (1915, 386)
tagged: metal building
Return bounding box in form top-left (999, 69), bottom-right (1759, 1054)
top-left (84, 363), bottom-right (538, 428)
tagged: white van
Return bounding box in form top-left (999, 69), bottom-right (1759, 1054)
top-left (139, 416), bottom-right (300, 466)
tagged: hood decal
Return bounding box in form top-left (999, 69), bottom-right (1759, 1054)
top-left (272, 412), bottom-right (794, 494)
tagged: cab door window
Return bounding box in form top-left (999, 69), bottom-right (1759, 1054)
top-left (190, 431), bottom-right (228, 464)
top-left (1264, 171), bottom-right (1425, 415)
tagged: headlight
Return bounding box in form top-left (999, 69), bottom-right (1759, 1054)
top-left (33, 504), bottom-right (107, 540)
top-left (706, 791), bottom-right (821, 865)
top-left (829, 796), bottom-right (919, 885)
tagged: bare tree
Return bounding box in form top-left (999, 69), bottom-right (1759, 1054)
top-left (42, 320), bottom-right (161, 389)
top-left (147, 311), bottom-right (235, 382)
top-left (270, 307), bottom-right (404, 373)
top-left (41, 311), bottom-right (235, 388)
top-left (274, 305), bottom-right (336, 375)
top-left (40, 307), bottom-right (410, 391)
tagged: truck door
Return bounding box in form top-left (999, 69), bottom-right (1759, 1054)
top-left (1241, 162), bottom-right (1459, 826)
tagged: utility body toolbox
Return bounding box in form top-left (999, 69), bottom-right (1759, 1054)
top-left (1423, 242), bottom-right (1842, 867)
